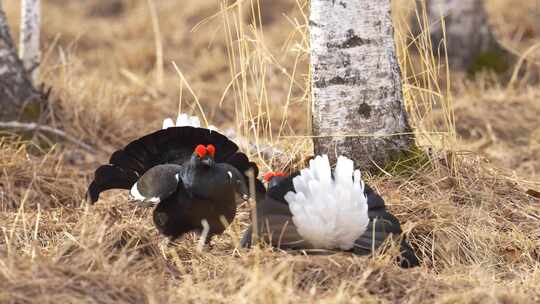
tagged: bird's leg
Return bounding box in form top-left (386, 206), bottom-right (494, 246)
top-left (196, 219), bottom-right (211, 252)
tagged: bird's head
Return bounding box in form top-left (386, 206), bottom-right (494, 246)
top-left (263, 171), bottom-right (287, 188)
top-left (193, 144), bottom-right (216, 167)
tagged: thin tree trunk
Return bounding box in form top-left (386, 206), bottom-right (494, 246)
top-left (310, 0), bottom-right (413, 171)
top-left (0, 5), bottom-right (42, 122)
top-left (416, 0), bottom-right (509, 73)
top-left (20, 0), bottom-right (41, 82)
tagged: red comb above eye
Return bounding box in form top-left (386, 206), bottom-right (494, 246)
top-left (263, 172), bottom-right (275, 182)
top-left (195, 145), bottom-right (207, 158)
top-left (206, 144), bottom-right (216, 157)
top-left (263, 171), bottom-right (287, 182)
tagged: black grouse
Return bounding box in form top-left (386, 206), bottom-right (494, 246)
top-left (87, 125), bottom-right (261, 242)
top-left (240, 155), bottom-right (419, 268)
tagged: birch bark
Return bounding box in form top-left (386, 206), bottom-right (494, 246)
top-left (0, 4), bottom-right (42, 121)
top-left (19, 0), bottom-right (41, 82)
top-left (310, 0), bottom-right (413, 170)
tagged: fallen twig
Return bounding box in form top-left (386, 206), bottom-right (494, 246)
top-left (0, 120), bottom-right (95, 152)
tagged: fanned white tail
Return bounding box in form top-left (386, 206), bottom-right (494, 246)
top-left (162, 113), bottom-right (217, 130)
top-left (284, 155), bottom-right (369, 250)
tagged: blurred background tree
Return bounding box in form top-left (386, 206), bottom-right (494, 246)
top-left (414, 0), bottom-right (512, 74)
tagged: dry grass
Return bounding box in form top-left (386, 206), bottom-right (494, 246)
top-left (1, 0), bottom-right (540, 303)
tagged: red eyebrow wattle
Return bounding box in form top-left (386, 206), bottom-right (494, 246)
top-left (263, 171), bottom-right (287, 182)
top-left (195, 145), bottom-right (207, 157)
top-left (263, 172), bottom-right (275, 182)
top-left (206, 144), bottom-right (216, 157)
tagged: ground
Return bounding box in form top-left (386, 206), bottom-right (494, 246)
top-left (1, 0), bottom-right (540, 303)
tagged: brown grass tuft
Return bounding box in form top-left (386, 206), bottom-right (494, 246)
top-left (1, 0), bottom-right (540, 303)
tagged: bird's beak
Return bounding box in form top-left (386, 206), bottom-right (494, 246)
top-left (201, 156), bottom-right (215, 167)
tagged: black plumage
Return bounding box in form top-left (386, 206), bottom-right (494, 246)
top-left (88, 126), bottom-right (244, 203)
top-left (87, 126), bottom-right (260, 241)
top-left (241, 173), bottom-right (419, 268)
top-left (149, 154), bottom-right (249, 240)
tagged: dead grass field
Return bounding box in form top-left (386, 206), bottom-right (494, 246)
top-left (1, 0), bottom-right (540, 303)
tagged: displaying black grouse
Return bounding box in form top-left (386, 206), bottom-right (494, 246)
top-left (241, 156), bottom-right (419, 268)
top-left (87, 126), bottom-right (260, 242)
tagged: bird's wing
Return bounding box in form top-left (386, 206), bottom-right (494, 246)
top-left (261, 214), bottom-right (312, 249)
top-left (221, 152), bottom-right (265, 194)
top-left (129, 164), bottom-right (184, 205)
top-left (364, 184), bottom-right (386, 210)
top-left (241, 193), bottom-right (311, 249)
top-left (241, 215), bottom-right (311, 249)
top-left (353, 209), bottom-right (419, 268)
top-left (352, 213), bottom-right (402, 254)
top-left (204, 163), bottom-right (249, 201)
top-left (87, 126), bottom-right (239, 203)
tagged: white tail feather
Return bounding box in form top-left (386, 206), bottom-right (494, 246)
top-left (162, 118), bottom-right (175, 129)
top-left (284, 155), bottom-right (369, 250)
top-left (163, 113), bottom-right (218, 130)
top-left (176, 113), bottom-right (201, 128)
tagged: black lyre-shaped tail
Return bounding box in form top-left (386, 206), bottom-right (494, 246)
top-left (87, 126), bottom-right (252, 203)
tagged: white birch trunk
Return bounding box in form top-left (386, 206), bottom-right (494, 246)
top-left (416, 0), bottom-right (508, 71)
top-left (19, 0), bottom-right (40, 82)
top-left (0, 5), bottom-right (41, 121)
top-left (310, 0), bottom-right (413, 171)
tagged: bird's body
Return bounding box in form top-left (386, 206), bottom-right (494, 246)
top-left (241, 155), bottom-right (419, 268)
top-left (136, 155), bottom-right (247, 240)
top-left (87, 115), bottom-right (260, 242)
top-left (152, 180), bottom-right (236, 239)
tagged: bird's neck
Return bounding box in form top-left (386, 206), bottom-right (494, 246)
top-left (181, 160), bottom-right (214, 198)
